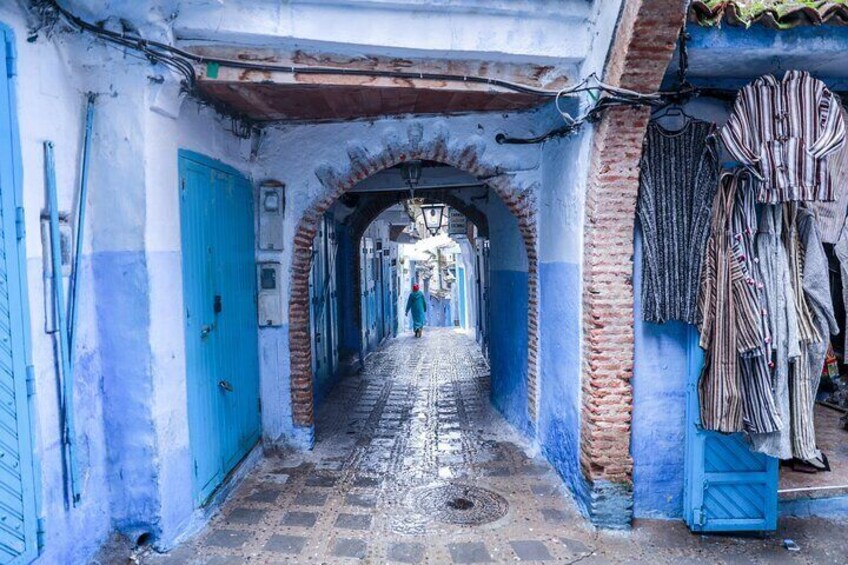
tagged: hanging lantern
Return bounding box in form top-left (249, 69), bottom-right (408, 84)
top-left (400, 160), bottom-right (423, 186)
top-left (420, 203), bottom-right (446, 236)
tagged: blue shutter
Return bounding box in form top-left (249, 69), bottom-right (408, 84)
top-left (0, 25), bottom-right (39, 564)
top-left (684, 327), bottom-right (778, 532)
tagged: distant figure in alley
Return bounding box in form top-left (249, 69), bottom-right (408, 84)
top-left (406, 283), bottom-right (428, 337)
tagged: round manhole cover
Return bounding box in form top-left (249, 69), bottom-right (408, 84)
top-left (410, 483), bottom-right (509, 526)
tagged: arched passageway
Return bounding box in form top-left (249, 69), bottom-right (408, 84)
top-left (302, 161), bottom-right (535, 441)
top-left (287, 136), bottom-right (539, 441)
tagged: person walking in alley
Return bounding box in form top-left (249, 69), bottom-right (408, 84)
top-left (406, 283), bottom-right (427, 337)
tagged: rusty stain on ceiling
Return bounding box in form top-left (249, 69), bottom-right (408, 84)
top-left (187, 45), bottom-right (561, 122)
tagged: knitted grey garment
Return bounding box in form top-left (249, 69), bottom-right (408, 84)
top-left (637, 119), bottom-right (719, 324)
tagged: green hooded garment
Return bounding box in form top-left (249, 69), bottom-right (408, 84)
top-left (405, 290), bottom-right (427, 330)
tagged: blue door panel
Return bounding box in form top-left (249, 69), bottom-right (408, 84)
top-left (684, 327), bottom-right (778, 532)
top-left (179, 151), bottom-right (260, 506)
top-left (0, 25), bottom-right (39, 565)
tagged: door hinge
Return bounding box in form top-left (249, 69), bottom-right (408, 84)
top-left (15, 206), bottom-right (25, 241)
top-left (5, 37), bottom-right (16, 78)
top-left (694, 507), bottom-right (706, 527)
top-left (257, 398), bottom-right (262, 413)
top-left (25, 364), bottom-right (35, 397)
top-left (36, 517), bottom-right (46, 552)
top-left (193, 459), bottom-right (198, 477)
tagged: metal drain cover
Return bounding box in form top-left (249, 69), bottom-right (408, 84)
top-left (410, 483), bottom-right (508, 526)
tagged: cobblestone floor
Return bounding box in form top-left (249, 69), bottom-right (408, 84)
top-left (141, 329), bottom-right (848, 564)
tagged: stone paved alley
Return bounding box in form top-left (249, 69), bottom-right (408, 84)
top-left (138, 329), bottom-right (847, 564)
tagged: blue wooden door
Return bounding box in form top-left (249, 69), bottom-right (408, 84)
top-left (311, 218), bottom-right (333, 392)
top-left (0, 25), bottom-right (39, 565)
top-left (375, 242), bottom-right (385, 342)
top-left (326, 220), bottom-right (338, 376)
top-left (179, 151), bottom-right (260, 506)
top-left (212, 168), bottom-right (260, 475)
top-left (457, 265), bottom-right (466, 328)
top-left (361, 239), bottom-right (377, 353)
top-left (684, 327), bottom-right (778, 532)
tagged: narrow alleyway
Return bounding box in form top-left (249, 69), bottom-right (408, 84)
top-left (141, 329), bottom-right (847, 564)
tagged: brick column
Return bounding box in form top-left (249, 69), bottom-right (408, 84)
top-left (580, 0), bottom-right (688, 526)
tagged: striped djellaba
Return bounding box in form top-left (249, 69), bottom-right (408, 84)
top-left (732, 174), bottom-right (782, 435)
top-left (637, 119), bottom-right (719, 324)
top-left (698, 171), bottom-right (782, 433)
top-left (810, 107), bottom-right (848, 244)
top-left (721, 70), bottom-right (846, 204)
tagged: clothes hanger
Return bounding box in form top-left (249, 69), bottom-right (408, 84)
top-left (650, 101), bottom-right (697, 132)
top-left (651, 102), bottom-right (696, 122)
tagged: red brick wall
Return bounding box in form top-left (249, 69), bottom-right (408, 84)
top-left (289, 135), bottom-right (538, 427)
top-left (580, 0), bottom-right (688, 486)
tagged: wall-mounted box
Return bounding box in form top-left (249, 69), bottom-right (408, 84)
top-left (257, 261), bottom-right (283, 327)
top-left (258, 180), bottom-right (285, 251)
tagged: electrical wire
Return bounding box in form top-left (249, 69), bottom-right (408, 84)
top-left (49, 0), bottom-right (840, 148)
top-left (40, 0), bottom-right (684, 145)
top-left (42, 0), bottom-right (564, 98)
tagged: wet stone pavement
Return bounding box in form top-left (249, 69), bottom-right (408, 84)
top-left (141, 329), bottom-right (848, 564)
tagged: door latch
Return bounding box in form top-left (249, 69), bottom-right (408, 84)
top-left (218, 380), bottom-right (234, 392)
top-left (201, 324), bottom-right (214, 338)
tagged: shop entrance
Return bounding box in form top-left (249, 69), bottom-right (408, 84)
top-left (777, 245), bottom-right (848, 507)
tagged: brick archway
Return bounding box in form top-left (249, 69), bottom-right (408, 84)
top-left (289, 128), bottom-right (538, 428)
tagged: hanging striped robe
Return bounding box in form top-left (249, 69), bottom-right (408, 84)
top-left (698, 171), bottom-right (774, 433)
top-left (721, 71), bottom-right (846, 203)
top-left (810, 107), bottom-right (848, 243)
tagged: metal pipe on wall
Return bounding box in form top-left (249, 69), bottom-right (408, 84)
top-left (67, 93), bottom-right (95, 357)
top-left (44, 141), bottom-right (81, 508)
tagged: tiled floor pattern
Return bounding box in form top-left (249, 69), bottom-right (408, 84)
top-left (141, 329), bottom-right (848, 564)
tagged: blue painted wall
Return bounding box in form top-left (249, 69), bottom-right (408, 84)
top-left (488, 269), bottom-right (531, 436)
top-left (537, 261), bottom-right (585, 507)
top-left (631, 226), bottom-right (693, 519)
top-left (683, 25), bottom-right (848, 92)
top-left (259, 323), bottom-right (314, 450)
top-left (93, 251), bottom-right (162, 535)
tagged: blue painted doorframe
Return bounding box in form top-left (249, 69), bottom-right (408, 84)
top-left (178, 151), bottom-right (260, 507)
top-left (683, 326), bottom-right (778, 532)
top-left (0, 23), bottom-right (40, 564)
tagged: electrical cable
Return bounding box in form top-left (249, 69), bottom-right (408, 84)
top-left (43, 0), bottom-right (563, 98)
top-left (40, 0), bottom-right (688, 145)
top-left (45, 1), bottom-right (842, 147)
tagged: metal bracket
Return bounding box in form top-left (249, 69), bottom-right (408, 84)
top-left (5, 36), bottom-right (16, 78)
top-left (15, 207), bottom-right (24, 241)
top-left (25, 365), bottom-right (35, 398)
